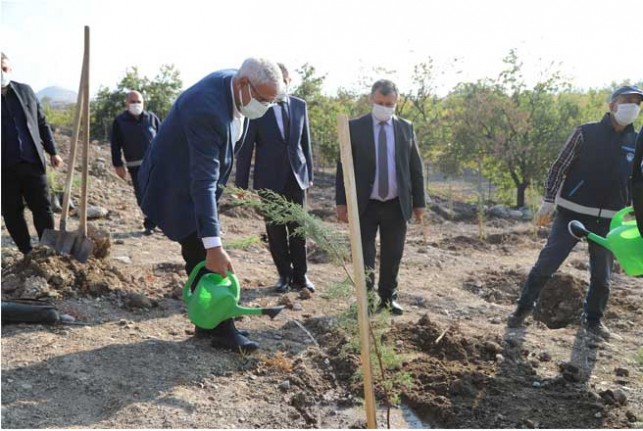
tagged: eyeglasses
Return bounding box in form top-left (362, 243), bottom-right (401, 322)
top-left (248, 81), bottom-right (275, 106)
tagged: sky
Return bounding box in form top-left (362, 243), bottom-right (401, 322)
top-left (1, 0), bottom-right (642, 97)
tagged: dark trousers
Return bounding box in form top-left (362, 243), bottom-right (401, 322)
top-left (517, 209), bottom-right (614, 322)
top-left (127, 166), bottom-right (155, 231)
top-left (360, 198), bottom-right (408, 300)
top-left (263, 173), bottom-right (308, 282)
top-left (1, 162), bottom-right (54, 254)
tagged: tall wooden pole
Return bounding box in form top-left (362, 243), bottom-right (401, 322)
top-left (337, 114), bottom-right (377, 429)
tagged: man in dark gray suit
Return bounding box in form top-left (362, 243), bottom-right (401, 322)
top-left (336, 79), bottom-right (426, 315)
top-left (1, 52), bottom-right (63, 255)
top-left (236, 64), bottom-right (314, 293)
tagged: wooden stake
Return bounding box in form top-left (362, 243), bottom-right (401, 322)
top-left (337, 114), bottom-right (377, 429)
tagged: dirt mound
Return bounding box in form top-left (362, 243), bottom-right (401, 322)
top-left (463, 268), bottom-right (527, 304)
top-left (463, 268), bottom-right (585, 328)
top-left (1, 246), bottom-right (128, 300)
top-left (533, 273), bottom-right (585, 329)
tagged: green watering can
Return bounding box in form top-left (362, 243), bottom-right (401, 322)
top-left (568, 206), bottom-right (643, 276)
top-left (182, 261), bottom-right (284, 329)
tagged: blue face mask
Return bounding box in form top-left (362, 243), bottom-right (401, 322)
top-left (238, 82), bottom-right (272, 119)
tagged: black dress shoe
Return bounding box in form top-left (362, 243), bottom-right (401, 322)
top-left (377, 299), bottom-right (404, 315)
top-left (195, 325), bottom-right (248, 338)
top-left (211, 332), bottom-right (259, 354)
top-left (274, 276), bottom-right (291, 293)
top-left (291, 275), bottom-right (315, 292)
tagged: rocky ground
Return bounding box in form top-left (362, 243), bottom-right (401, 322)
top-left (1, 135), bottom-right (642, 429)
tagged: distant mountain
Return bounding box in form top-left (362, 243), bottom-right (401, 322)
top-left (36, 86), bottom-right (77, 105)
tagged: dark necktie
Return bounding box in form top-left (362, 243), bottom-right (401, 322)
top-left (378, 122), bottom-right (388, 200)
top-left (280, 101), bottom-right (290, 141)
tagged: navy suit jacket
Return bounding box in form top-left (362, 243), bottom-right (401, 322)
top-left (138, 70), bottom-right (238, 242)
top-left (235, 95), bottom-right (313, 192)
top-left (335, 114), bottom-right (426, 221)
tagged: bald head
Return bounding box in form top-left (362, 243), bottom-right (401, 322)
top-left (126, 91), bottom-right (144, 104)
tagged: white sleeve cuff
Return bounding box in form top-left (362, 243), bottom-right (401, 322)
top-left (202, 236), bottom-right (222, 249)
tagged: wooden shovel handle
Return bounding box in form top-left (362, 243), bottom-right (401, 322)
top-left (59, 31), bottom-right (88, 232)
top-left (78, 26), bottom-right (90, 236)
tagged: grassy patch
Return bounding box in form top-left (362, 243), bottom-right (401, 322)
top-left (226, 235), bottom-right (261, 250)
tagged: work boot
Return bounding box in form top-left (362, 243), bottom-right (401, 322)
top-left (291, 275), bottom-right (315, 292)
top-left (210, 319), bottom-right (259, 354)
top-left (507, 306), bottom-right (531, 328)
top-left (580, 314), bottom-right (619, 341)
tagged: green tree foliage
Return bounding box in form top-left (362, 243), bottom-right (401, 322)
top-left (444, 50), bottom-right (581, 206)
top-left (291, 64), bottom-right (345, 168)
top-left (90, 65), bottom-right (182, 140)
top-left (41, 97), bottom-right (76, 134)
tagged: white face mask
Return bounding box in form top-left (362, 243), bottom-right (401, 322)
top-left (1, 71), bottom-right (11, 88)
top-left (128, 102), bottom-right (144, 116)
top-left (238, 83), bottom-right (272, 119)
top-left (614, 103), bottom-right (640, 126)
top-left (372, 103), bottom-right (395, 122)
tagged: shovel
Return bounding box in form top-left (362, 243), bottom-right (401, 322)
top-left (41, 26), bottom-right (93, 262)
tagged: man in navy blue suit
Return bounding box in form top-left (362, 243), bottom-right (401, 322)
top-left (138, 58), bottom-right (284, 353)
top-left (236, 64), bottom-right (315, 293)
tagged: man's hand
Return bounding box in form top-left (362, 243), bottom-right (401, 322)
top-left (534, 202), bottom-right (555, 227)
top-left (413, 207), bottom-right (426, 223)
top-left (50, 154), bottom-right (63, 169)
top-left (114, 166), bottom-right (127, 179)
top-left (336, 205), bottom-right (348, 223)
top-left (205, 246), bottom-right (235, 277)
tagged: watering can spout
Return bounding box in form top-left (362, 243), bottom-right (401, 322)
top-left (571, 207), bottom-right (643, 276)
top-left (569, 220), bottom-right (610, 248)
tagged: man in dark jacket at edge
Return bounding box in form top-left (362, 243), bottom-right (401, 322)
top-left (111, 90), bottom-right (161, 235)
top-left (1, 52), bottom-right (63, 255)
top-left (507, 85), bottom-right (642, 340)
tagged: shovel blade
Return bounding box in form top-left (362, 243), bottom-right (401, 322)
top-left (71, 236), bottom-right (93, 263)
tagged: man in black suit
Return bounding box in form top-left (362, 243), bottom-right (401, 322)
top-left (1, 52), bottom-right (63, 255)
top-left (236, 63), bottom-right (315, 293)
top-left (336, 79), bottom-right (426, 315)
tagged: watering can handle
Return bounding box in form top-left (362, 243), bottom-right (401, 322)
top-left (609, 206), bottom-right (634, 231)
top-left (183, 261), bottom-right (238, 299)
top-left (185, 261), bottom-right (207, 294)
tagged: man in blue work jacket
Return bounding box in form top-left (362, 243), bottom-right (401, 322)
top-left (508, 85), bottom-right (642, 340)
top-left (111, 90), bottom-right (161, 235)
top-left (138, 58), bottom-right (284, 353)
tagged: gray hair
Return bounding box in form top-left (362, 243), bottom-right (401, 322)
top-left (1, 52), bottom-right (8, 62)
top-left (371, 79), bottom-right (399, 97)
top-left (238, 57), bottom-right (285, 97)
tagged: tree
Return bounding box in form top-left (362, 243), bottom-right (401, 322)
top-left (291, 63), bottom-right (345, 168)
top-left (445, 50), bottom-right (580, 207)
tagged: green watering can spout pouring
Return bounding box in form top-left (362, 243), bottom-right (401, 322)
top-left (568, 206), bottom-right (643, 277)
top-left (183, 261), bottom-right (285, 329)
